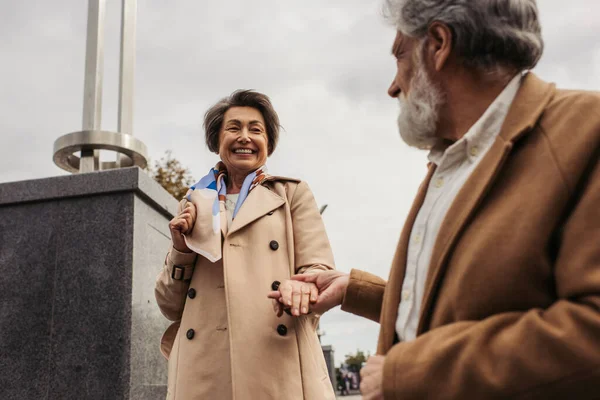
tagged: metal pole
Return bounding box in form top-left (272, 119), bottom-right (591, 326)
top-left (54, 0), bottom-right (147, 173)
top-left (80, 0), bottom-right (106, 173)
top-left (117, 0), bottom-right (136, 167)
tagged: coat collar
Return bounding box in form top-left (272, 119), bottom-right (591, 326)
top-left (227, 184), bottom-right (285, 237)
top-left (413, 72), bottom-right (557, 335)
top-left (497, 73), bottom-right (556, 144)
top-left (221, 176), bottom-right (299, 237)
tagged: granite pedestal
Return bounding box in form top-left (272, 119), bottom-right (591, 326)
top-left (0, 167), bottom-right (177, 400)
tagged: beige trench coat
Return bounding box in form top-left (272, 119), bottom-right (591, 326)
top-left (155, 177), bottom-right (336, 400)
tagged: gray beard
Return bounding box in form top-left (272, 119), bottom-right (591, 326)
top-left (397, 57), bottom-right (444, 150)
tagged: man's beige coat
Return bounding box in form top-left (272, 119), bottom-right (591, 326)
top-left (342, 73), bottom-right (600, 399)
top-left (156, 179), bottom-right (336, 400)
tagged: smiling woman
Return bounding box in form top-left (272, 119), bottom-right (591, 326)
top-left (217, 106), bottom-right (269, 192)
top-left (204, 90), bottom-right (280, 157)
top-left (154, 90), bottom-right (336, 400)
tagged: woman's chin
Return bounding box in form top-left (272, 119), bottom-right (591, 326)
top-left (227, 159), bottom-right (261, 173)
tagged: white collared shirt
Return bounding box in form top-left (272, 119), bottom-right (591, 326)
top-left (395, 74), bottom-right (522, 341)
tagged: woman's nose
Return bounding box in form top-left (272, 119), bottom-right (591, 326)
top-left (237, 127), bottom-right (250, 142)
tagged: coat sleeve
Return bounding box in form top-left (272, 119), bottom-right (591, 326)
top-left (155, 199), bottom-right (198, 321)
top-left (289, 181), bottom-right (335, 274)
top-left (341, 269), bottom-right (387, 323)
top-left (382, 156), bottom-right (600, 399)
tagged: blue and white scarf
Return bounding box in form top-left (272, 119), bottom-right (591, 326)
top-left (182, 162), bottom-right (268, 262)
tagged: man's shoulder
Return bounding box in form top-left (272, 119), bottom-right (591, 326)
top-left (534, 86), bottom-right (600, 187)
top-left (537, 87), bottom-right (600, 144)
top-left (548, 87), bottom-right (600, 114)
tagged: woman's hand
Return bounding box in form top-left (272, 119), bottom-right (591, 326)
top-left (267, 279), bottom-right (318, 317)
top-left (169, 201), bottom-right (197, 253)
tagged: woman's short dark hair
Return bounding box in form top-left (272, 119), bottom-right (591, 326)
top-left (204, 90), bottom-right (280, 156)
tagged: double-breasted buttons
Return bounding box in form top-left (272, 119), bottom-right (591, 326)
top-left (270, 240), bottom-right (279, 251)
top-left (186, 329), bottom-right (195, 340)
top-left (277, 324), bottom-right (287, 336)
top-left (271, 281), bottom-right (281, 291)
top-left (187, 288), bottom-right (196, 299)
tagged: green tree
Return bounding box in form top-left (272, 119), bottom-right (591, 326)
top-left (146, 150), bottom-right (193, 200)
top-left (344, 349), bottom-right (369, 373)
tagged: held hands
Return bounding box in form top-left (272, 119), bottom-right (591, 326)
top-left (169, 201), bottom-right (197, 253)
top-left (267, 270), bottom-right (350, 317)
top-left (268, 280), bottom-right (318, 317)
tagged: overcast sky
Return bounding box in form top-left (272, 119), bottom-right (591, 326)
top-left (2, 0), bottom-right (599, 366)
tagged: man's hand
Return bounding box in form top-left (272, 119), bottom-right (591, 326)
top-left (268, 270), bottom-right (349, 315)
top-left (169, 201), bottom-right (196, 253)
top-left (360, 355), bottom-right (385, 400)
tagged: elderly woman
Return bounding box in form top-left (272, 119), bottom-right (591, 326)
top-left (155, 90), bottom-right (335, 400)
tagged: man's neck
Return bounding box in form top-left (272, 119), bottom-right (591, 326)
top-left (437, 71), bottom-right (516, 142)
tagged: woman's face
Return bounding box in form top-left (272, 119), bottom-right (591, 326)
top-left (218, 106), bottom-right (269, 175)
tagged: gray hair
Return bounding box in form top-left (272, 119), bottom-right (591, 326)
top-left (384, 0), bottom-right (544, 72)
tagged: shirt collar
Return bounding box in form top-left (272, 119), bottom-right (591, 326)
top-left (428, 73), bottom-right (523, 167)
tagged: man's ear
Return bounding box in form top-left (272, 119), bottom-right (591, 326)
top-left (426, 22), bottom-right (453, 72)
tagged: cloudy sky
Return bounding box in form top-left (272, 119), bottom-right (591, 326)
top-left (2, 1), bottom-right (599, 365)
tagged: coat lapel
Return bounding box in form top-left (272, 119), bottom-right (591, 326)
top-left (227, 185), bottom-right (285, 237)
top-left (416, 73), bottom-right (557, 335)
top-left (377, 165), bottom-right (436, 354)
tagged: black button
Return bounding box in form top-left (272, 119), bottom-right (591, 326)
top-left (270, 240), bottom-right (279, 251)
top-left (267, 210), bottom-right (275, 215)
top-left (271, 280), bottom-right (281, 291)
top-left (187, 288), bottom-right (196, 299)
top-left (186, 329), bottom-right (195, 340)
top-left (277, 324), bottom-right (287, 336)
